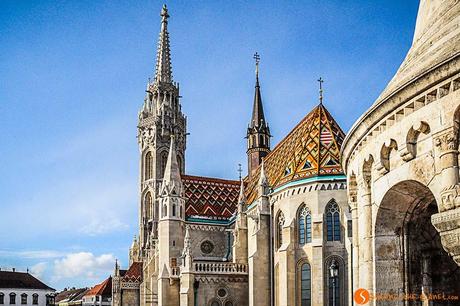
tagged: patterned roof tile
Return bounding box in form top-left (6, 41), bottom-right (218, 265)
top-left (182, 175), bottom-right (240, 219)
top-left (245, 103), bottom-right (345, 204)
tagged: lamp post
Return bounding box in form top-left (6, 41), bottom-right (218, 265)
top-left (330, 260), bottom-right (339, 306)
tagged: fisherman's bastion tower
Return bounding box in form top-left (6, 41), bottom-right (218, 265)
top-left (112, 1), bottom-right (460, 305)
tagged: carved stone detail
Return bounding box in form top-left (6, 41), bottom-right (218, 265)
top-left (432, 207), bottom-right (460, 265)
top-left (434, 130), bottom-right (457, 153)
top-left (440, 185), bottom-right (460, 212)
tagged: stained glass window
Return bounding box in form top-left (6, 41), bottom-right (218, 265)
top-left (326, 200), bottom-right (340, 241)
top-left (300, 263), bottom-right (311, 306)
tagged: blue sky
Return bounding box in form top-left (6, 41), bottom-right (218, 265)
top-left (0, 0), bottom-right (419, 290)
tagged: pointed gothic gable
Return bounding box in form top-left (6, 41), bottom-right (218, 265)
top-left (245, 103), bottom-right (345, 204)
top-left (182, 175), bottom-right (240, 220)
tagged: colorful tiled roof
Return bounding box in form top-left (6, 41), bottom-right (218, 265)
top-left (245, 103), bottom-right (345, 204)
top-left (122, 262), bottom-right (142, 282)
top-left (182, 175), bottom-right (240, 220)
top-left (84, 277), bottom-right (111, 297)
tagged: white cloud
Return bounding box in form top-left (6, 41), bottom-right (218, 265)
top-left (53, 252), bottom-right (115, 281)
top-left (30, 262), bottom-right (47, 279)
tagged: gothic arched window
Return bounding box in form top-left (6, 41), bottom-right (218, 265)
top-left (144, 192), bottom-right (152, 220)
top-left (145, 151), bottom-right (153, 180)
top-left (299, 263), bottom-right (312, 306)
top-left (326, 200), bottom-right (341, 241)
top-left (327, 259), bottom-right (342, 306)
top-left (298, 205), bottom-right (312, 245)
top-left (277, 212), bottom-right (285, 249)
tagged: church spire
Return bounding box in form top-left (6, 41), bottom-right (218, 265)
top-left (247, 52), bottom-right (271, 177)
top-left (162, 135), bottom-right (182, 187)
top-left (250, 52), bottom-right (266, 129)
top-left (154, 4), bottom-right (173, 84)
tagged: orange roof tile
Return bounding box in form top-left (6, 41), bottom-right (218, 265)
top-left (84, 277), bottom-right (111, 297)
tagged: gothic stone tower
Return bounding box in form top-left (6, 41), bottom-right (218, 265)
top-left (247, 54), bottom-right (271, 177)
top-left (134, 4), bottom-right (187, 306)
top-left (136, 4), bottom-right (186, 251)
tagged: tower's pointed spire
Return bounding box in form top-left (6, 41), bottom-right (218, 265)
top-left (250, 52), bottom-right (266, 129)
top-left (258, 160), bottom-right (269, 189)
top-left (154, 4), bottom-right (173, 84)
top-left (162, 135), bottom-right (181, 185)
top-left (238, 180), bottom-right (246, 206)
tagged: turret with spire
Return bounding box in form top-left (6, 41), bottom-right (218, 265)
top-left (247, 52), bottom-right (271, 177)
top-left (157, 136), bottom-right (185, 306)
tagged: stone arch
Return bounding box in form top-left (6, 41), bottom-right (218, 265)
top-left (295, 258), bottom-right (312, 306)
top-left (296, 204), bottom-right (312, 245)
top-left (401, 121), bottom-right (430, 161)
top-left (374, 180), bottom-right (460, 303)
top-left (378, 139), bottom-right (398, 174)
top-left (143, 150), bottom-right (153, 180)
top-left (325, 199), bottom-right (341, 242)
top-left (323, 255), bottom-right (346, 306)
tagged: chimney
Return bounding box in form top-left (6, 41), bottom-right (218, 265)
top-left (12, 268), bottom-right (15, 272)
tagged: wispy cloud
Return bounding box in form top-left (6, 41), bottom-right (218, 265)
top-left (0, 250), bottom-right (65, 259)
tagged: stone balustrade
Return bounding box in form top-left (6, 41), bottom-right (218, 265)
top-left (193, 261), bottom-right (248, 275)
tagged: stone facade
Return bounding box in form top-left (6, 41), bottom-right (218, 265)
top-left (341, 0), bottom-right (460, 304)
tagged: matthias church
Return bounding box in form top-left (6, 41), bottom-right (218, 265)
top-left (113, 1), bottom-right (460, 306)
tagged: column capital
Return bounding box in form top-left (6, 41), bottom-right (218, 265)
top-left (434, 127), bottom-right (458, 155)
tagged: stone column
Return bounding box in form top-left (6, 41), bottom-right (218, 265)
top-left (357, 175), bottom-right (374, 294)
top-left (349, 196), bottom-right (359, 296)
top-left (431, 128), bottom-right (460, 266)
top-left (277, 219), bottom-right (295, 306)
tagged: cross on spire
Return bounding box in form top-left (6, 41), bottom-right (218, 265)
top-left (253, 52), bottom-right (260, 78)
top-left (238, 163), bottom-right (243, 181)
top-left (318, 77), bottom-right (324, 104)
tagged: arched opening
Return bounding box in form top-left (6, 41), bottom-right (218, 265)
top-left (374, 180), bottom-right (460, 304)
top-left (298, 205), bottom-right (312, 245)
top-left (276, 211), bottom-right (285, 249)
top-left (144, 151), bottom-right (153, 180)
top-left (324, 256), bottom-right (345, 306)
top-left (297, 261), bottom-right (312, 306)
top-left (325, 200), bottom-right (341, 242)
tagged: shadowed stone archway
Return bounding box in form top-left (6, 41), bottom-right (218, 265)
top-left (374, 180), bottom-right (460, 305)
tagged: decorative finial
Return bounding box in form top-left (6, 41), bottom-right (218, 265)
top-left (253, 52), bottom-right (260, 79)
top-left (318, 77), bottom-right (324, 104)
top-left (161, 4), bottom-right (169, 22)
top-left (238, 163), bottom-right (243, 181)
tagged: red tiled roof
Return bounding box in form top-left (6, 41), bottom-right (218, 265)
top-left (84, 277), bottom-right (111, 297)
top-left (0, 271), bottom-right (54, 291)
top-left (122, 262), bottom-right (142, 282)
top-left (182, 175), bottom-right (240, 220)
